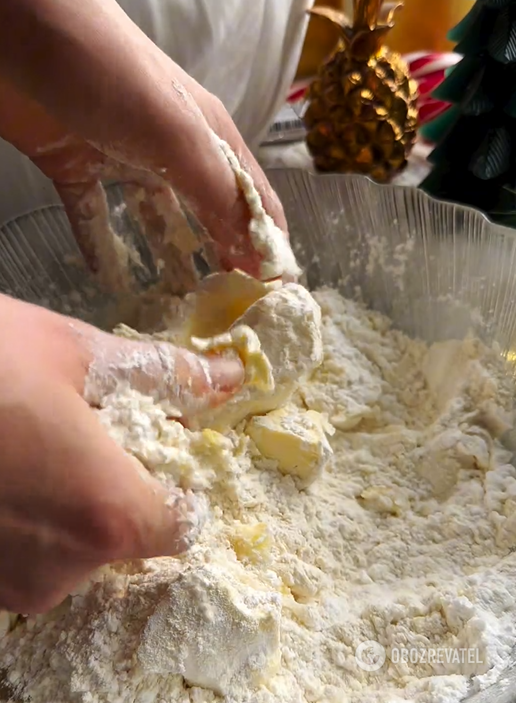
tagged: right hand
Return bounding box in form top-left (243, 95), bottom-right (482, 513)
top-left (0, 0), bottom-right (294, 286)
top-left (0, 294), bottom-right (244, 614)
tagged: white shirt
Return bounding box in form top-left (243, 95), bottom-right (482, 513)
top-left (0, 0), bottom-right (312, 226)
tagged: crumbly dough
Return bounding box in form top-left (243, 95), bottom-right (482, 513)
top-left (2, 287), bottom-right (516, 703)
top-left (214, 135), bottom-right (301, 282)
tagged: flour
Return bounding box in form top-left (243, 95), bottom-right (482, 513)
top-left (2, 287), bottom-right (516, 703)
top-left (138, 562), bottom-right (282, 695)
top-left (214, 135), bottom-right (301, 282)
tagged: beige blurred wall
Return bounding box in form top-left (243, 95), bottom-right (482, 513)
top-left (387, 0), bottom-right (474, 54)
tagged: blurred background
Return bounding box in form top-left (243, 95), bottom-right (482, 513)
top-left (296, 0), bottom-right (474, 79)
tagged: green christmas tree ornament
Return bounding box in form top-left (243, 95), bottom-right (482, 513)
top-left (421, 0), bottom-right (516, 226)
top-left (447, 3), bottom-right (482, 43)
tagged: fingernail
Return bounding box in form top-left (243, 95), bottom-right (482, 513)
top-left (206, 355), bottom-right (245, 392)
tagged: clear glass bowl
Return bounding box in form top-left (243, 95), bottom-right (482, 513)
top-left (1, 170), bottom-right (516, 701)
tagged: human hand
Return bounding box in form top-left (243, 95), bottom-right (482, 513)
top-left (0, 0), bottom-right (296, 290)
top-left (0, 294), bottom-right (243, 613)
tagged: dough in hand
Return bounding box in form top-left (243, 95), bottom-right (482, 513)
top-left (189, 281), bottom-right (323, 430)
top-left (111, 271), bottom-right (324, 431)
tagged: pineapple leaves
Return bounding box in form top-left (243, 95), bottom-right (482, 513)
top-left (353, 0), bottom-right (383, 29)
top-left (350, 26), bottom-right (391, 60)
top-left (309, 1), bottom-right (401, 35)
top-left (378, 2), bottom-right (403, 28)
top-left (307, 7), bottom-right (351, 31)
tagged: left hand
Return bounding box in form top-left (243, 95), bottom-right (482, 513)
top-left (0, 293), bottom-right (244, 613)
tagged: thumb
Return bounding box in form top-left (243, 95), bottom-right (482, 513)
top-left (70, 323), bottom-right (245, 420)
top-left (115, 460), bottom-right (206, 560)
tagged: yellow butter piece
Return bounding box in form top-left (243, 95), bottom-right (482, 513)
top-left (186, 270), bottom-right (279, 339)
top-left (191, 324), bottom-right (274, 392)
top-left (229, 522), bottom-right (272, 564)
top-left (246, 406), bottom-right (334, 487)
top-left (199, 428), bottom-right (226, 447)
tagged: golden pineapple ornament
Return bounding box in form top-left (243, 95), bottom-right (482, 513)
top-left (304, 0), bottom-right (419, 182)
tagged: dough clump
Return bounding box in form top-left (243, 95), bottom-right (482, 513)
top-left (138, 561), bottom-right (281, 695)
top-left (189, 279), bottom-right (324, 430)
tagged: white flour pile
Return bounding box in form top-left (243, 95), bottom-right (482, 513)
top-left (2, 286), bottom-right (516, 703)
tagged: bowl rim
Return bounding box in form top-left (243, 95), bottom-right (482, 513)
top-left (3, 170), bottom-right (516, 246)
top-left (264, 168), bottom-right (516, 243)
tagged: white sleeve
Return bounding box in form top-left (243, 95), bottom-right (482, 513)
top-left (0, 0), bottom-right (312, 227)
top-left (121, 0), bottom-right (312, 150)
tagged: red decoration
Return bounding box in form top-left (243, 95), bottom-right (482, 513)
top-left (404, 52), bottom-right (461, 127)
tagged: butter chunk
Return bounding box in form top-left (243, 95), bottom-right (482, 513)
top-left (138, 563), bottom-right (281, 695)
top-left (246, 406), bottom-right (334, 487)
top-left (189, 284), bottom-right (323, 431)
top-left (186, 270), bottom-right (278, 338)
top-left (191, 324), bottom-right (274, 392)
top-left (229, 522), bottom-right (272, 564)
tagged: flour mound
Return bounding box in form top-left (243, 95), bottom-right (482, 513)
top-left (138, 561), bottom-right (281, 694)
top-left (2, 287), bottom-right (516, 703)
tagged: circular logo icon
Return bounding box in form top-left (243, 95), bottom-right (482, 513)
top-left (355, 640), bottom-right (386, 672)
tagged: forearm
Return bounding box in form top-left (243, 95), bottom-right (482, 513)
top-left (0, 0), bottom-right (149, 144)
top-left (0, 0), bottom-right (227, 178)
top-left (0, 0), bottom-right (291, 271)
